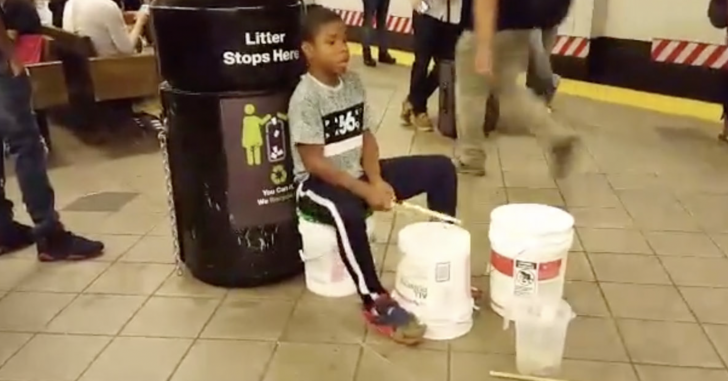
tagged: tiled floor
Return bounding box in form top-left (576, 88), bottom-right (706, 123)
top-left (2, 62), bottom-right (728, 381)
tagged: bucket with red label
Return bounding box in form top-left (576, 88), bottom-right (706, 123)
top-left (488, 204), bottom-right (574, 319)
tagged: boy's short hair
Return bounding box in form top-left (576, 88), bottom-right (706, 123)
top-left (302, 4), bottom-right (344, 42)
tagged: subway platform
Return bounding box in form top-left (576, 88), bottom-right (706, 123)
top-left (0, 57), bottom-right (728, 381)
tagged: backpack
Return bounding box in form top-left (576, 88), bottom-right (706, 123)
top-left (522, 0), bottom-right (573, 29)
top-left (709, 0), bottom-right (728, 28)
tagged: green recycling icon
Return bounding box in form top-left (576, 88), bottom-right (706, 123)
top-left (270, 164), bottom-right (287, 185)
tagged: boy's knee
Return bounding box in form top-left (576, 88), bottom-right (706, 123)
top-left (422, 155), bottom-right (456, 178)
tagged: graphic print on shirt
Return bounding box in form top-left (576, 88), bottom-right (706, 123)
top-left (322, 102), bottom-right (365, 157)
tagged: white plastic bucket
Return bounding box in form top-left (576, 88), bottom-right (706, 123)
top-left (394, 222), bottom-right (474, 340)
top-left (515, 298), bottom-right (576, 376)
top-left (298, 216), bottom-right (374, 298)
top-left (488, 204), bottom-right (574, 319)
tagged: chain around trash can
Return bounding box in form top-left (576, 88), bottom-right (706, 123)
top-left (154, 119), bottom-right (184, 276)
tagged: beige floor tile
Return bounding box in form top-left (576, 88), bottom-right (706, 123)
top-left (450, 310), bottom-right (515, 354)
top-left (577, 228), bottom-right (652, 254)
top-left (121, 296), bottom-right (219, 338)
top-left (636, 365), bottom-right (728, 381)
top-left (59, 211), bottom-right (113, 234)
top-left (0, 333), bottom-right (110, 381)
top-left (660, 257), bottom-right (728, 287)
top-left (601, 283), bottom-right (693, 321)
top-left (97, 210), bottom-right (165, 235)
top-left (16, 261), bottom-right (111, 293)
top-left (645, 231), bottom-right (724, 257)
top-left (226, 277), bottom-right (304, 301)
top-left (0, 332), bottom-right (32, 366)
top-left (45, 294), bottom-right (146, 335)
top-left (0, 258), bottom-right (39, 291)
top-left (155, 272), bottom-right (228, 298)
top-left (565, 252), bottom-right (594, 281)
top-left (119, 235), bottom-right (176, 264)
top-left (503, 171), bottom-right (556, 189)
top-left (201, 298), bottom-right (295, 340)
top-left (371, 217), bottom-right (394, 244)
top-left (85, 262), bottom-right (174, 295)
top-left (568, 207), bottom-right (634, 229)
top-left (506, 188), bottom-right (565, 206)
top-left (170, 339), bottom-right (276, 381)
top-left (282, 295), bottom-right (365, 344)
top-left (356, 345), bottom-right (448, 381)
top-left (564, 281), bottom-right (610, 317)
top-left (711, 233), bottom-right (728, 257)
top-left (589, 253), bottom-right (671, 284)
top-left (0, 291), bottom-right (76, 331)
top-left (607, 173), bottom-right (664, 190)
top-left (450, 352), bottom-right (516, 381)
top-left (564, 317), bottom-right (628, 361)
top-left (559, 360), bottom-right (638, 381)
top-left (85, 234), bottom-right (143, 261)
top-left (704, 324), bottom-right (728, 364)
top-left (680, 287), bottom-right (728, 324)
top-left (618, 320), bottom-right (722, 367)
top-left (262, 342), bottom-right (359, 381)
top-left (80, 336), bottom-right (192, 381)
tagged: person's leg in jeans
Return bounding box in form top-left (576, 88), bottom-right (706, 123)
top-left (526, 27), bottom-right (559, 105)
top-left (298, 176), bottom-right (426, 345)
top-left (361, 0), bottom-right (377, 66)
top-left (380, 155), bottom-right (457, 216)
top-left (0, 69), bottom-right (104, 260)
top-left (375, 0), bottom-right (395, 63)
top-left (403, 12), bottom-right (437, 131)
top-left (454, 31), bottom-right (490, 175)
top-left (492, 30), bottom-right (577, 177)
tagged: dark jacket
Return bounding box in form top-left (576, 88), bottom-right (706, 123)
top-left (2, 0), bottom-right (42, 34)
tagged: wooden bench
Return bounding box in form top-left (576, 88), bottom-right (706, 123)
top-left (27, 61), bottom-right (69, 110)
top-left (88, 53), bottom-right (160, 101)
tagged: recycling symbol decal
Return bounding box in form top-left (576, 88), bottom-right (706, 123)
top-left (270, 164), bottom-right (287, 185)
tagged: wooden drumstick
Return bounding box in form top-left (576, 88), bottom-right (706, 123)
top-left (489, 371), bottom-right (569, 381)
top-left (395, 201), bottom-right (463, 225)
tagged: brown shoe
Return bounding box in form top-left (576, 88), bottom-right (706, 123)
top-left (410, 112), bottom-right (434, 132)
top-left (401, 100), bottom-right (413, 126)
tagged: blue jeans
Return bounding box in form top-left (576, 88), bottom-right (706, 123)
top-left (361, 0), bottom-right (390, 52)
top-left (0, 65), bottom-right (59, 235)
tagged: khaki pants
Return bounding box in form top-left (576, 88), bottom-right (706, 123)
top-left (455, 30), bottom-right (573, 165)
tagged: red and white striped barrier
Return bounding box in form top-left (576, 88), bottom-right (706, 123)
top-left (552, 36), bottom-right (589, 58)
top-left (333, 8), bottom-right (589, 58)
top-left (651, 39), bottom-right (728, 69)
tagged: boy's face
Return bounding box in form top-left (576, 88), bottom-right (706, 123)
top-left (304, 20), bottom-right (350, 75)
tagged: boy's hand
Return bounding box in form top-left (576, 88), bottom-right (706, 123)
top-left (370, 178), bottom-right (395, 201)
top-left (363, 183), bottom-right (395, 211)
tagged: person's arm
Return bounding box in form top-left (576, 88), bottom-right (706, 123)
top-left (290, 95), bottom-right (371, 198)
top-left (0, 16), bottom-right (23, 75)
top-left (103, 2), bottom-right (140, 54)
top-left (361, 131), bottom-right (381, 182)
top-left (473, 0), bottom-right (497, 47)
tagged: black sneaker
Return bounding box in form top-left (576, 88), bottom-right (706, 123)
top-left (378, 52), bottom-right (396, 65)
top-left (363, 53), bottom-right (376, 67)
top-left (37, 229), bottom-right (104, 262)
top-left (0, 221), bottom-right (34, 256)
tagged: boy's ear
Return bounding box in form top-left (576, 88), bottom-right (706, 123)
top-left (302, 41), bottom-right (314, 59)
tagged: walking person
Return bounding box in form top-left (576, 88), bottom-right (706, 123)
top-left (0, 12), bottom-right (104, 259)
top-left (453, 0), bottom-right (577, 178)
top-left (401, 0), bottom-right (462, 131)
top-left (708, 0), bottom-right (728, 141)
top-left (361, 0), bottom-right (396, 66)
top-left (526, 26), bottom-right (560, 106)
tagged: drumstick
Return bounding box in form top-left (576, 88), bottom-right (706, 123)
top-left (395, 201), bottom-right (463, 225)
top-left (489, 371), bottom-right (569, 381)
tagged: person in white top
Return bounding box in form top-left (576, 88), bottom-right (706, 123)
top-left (401, 0), bottom-right (461, 131)
top-left (62, 0), bottom-right (148, 56)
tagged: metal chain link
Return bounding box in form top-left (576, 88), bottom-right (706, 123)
top-left (154, 119), bottom-right (184, 275)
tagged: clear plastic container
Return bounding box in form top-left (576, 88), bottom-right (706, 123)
top-left (514, 298), bottom-right (575, 377)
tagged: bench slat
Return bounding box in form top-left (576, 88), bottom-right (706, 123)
top-left (89, 54), bottom-right (160, 101)
top-left (27, 61), bottom-right (69, 109)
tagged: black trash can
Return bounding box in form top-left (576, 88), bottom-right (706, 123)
top-left (151, 0), bottom-right (306, 287)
